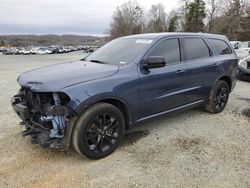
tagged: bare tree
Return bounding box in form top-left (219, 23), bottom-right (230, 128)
top-left (206, 0), bottom-right (221, 32)
top-left (224, 0), bottom-right (248, 39)
top-left (109, 1), bottom-right (144, 39)
top-left (108, 0), bottom-right (250, 40)
top-left (211, 0), bottom-right (250, 40)
top-left (176, 0), bottom-right (191, 31)
top-left (147, 3), bottom-right (168, 32)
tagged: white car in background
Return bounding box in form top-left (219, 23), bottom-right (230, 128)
top-left (238, 55), bottom-right (250, 81)
top-left (230, 41), bottom-right (243, 49)
top-left (231, 41), bottom-right (250, 81)
top-left (230, 41), bottom-right (250, 59)
top-left (37, 47), bottom-right (52, 55)
top-left (242, 41), bottom-right (250, 49)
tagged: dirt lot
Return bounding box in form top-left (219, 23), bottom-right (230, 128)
top-left (0, 52), bottom-right (249, 188)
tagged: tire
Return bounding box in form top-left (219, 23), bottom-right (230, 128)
top-left (72, 103), bottom-right (125, 159)
top-left (204, 80), bottom-right (230, 114)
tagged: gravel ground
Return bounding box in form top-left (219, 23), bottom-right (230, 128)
top-left (0, 52), bottom-right (249, 188)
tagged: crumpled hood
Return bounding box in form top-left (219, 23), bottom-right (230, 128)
top-left (18, 61), bottom-right (119, 92)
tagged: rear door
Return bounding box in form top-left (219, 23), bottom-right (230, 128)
top-left (182, 37), bottom-right (218, 103)
top-left (138, 38), bottom-right (188, 118)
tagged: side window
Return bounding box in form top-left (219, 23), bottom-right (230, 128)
top-left (208, 39), bottom-right (232, 55)
top-left (149, 39), bottom-right (180, 64)
top-left (183, 38), bottom-right (211, 61)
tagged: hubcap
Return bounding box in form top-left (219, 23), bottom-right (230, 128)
top-left (214, 85), bottom-right (228, 111)
top-left (85, 113), bottom-right (120, 153)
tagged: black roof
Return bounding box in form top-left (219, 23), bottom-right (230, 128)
top-left (122, 32), bottom-right (227, 40)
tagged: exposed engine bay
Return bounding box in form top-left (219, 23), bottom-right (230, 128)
top-left (11, 88), bottom-right (74, 149)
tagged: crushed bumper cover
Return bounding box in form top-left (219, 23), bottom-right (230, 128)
top-left (11, 93), bottom-right (75, 151)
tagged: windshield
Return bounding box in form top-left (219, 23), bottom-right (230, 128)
top-left (85, 38), bottom-right (153, 65)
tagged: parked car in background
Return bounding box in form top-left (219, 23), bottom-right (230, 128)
top-left (11, 33), bottom-right (238, 159)
top-left (230, 41), bottom-right (250, 59)
top-left (1, 45), bottom-right (88, 55)
top-left (238, 56), bottom-right (250, 81)
top-left (230, 41), bottom-right (250, 80)
top-left (230, 41), bottom-right (243, 49)
top-left (0, 47), bottom-right (5, 53)
top-left (242, 41), bottom-right (250, 48)
top-left (4, 48), bottom-right (18, 55)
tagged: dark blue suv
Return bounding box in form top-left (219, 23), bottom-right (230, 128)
top-left (12, 33), bottom-right (238, 159)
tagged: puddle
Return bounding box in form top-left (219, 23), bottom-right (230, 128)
top-left (242, 108), bottom-right (250, 119)
top-left (121, 130), bottom-right (150, 147)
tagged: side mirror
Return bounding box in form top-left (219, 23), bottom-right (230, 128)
top-left (142, 56), bottom-right (166, 69)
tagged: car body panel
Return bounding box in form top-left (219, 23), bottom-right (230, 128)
top-left (61, 64), bottom-right (140, 122)
top-left (138, 62), bottom-right (188, 118)
top-left (18, 61), bottom-right (119, 92)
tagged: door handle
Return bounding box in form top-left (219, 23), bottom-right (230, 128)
top-left (176, 70), bottom-right (185, 74)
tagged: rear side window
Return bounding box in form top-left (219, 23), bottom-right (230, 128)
top-left (183, 38), bottom-right (211, 61)
top-left (208, 39), bottom-right (232, 55)
top-left (149, 38), bottom-right (180, 64)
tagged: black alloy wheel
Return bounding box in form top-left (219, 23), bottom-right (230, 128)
top-left (85, 113), bottom-right (121, 153)
top-left (73, 103), bottom-right (125, 159)
top-left (204, 80), bottom-right (229, 114)
top-left (214, 85), bottom-right (228, 111)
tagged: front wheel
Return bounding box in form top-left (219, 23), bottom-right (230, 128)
top-left (72, 103), bottom-right (125, 159)
top-left (204, 80), bottom-right (229, 114)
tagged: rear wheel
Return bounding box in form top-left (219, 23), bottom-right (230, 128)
top-left (204, 80), bottom-right (229, 114)
top-left (72, 103), bottom-right (125, 159)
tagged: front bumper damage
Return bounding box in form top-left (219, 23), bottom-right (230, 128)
top-left (11, 88), bottom-right (75, 150)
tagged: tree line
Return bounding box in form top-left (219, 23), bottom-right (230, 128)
top-left (108, 0), bottom-right (250, 41)
top-left (0, 35), bottom-right (102, 47)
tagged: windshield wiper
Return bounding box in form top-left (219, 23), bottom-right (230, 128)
top-left (90, 59), bottom-right (107, 64)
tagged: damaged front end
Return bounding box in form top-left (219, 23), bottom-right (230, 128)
top-left (11, 88), bottom-right (75, 150)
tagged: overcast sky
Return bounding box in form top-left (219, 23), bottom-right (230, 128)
top-left (0, 0), bottom-right (178, 36)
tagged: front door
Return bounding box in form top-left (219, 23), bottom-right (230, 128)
top-left (138, 38), bottom-right (188, 118)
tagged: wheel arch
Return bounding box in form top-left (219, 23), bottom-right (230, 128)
top-left (205, 75), bottom-right (232, 107)
top-left (75, 95), bottom-right (133, 129)
top-left (64, 96), bottom-right (133, 151)
top-left (218, 75), bottom-right (232, 92)
top-left (204, 75), bottom-right (231, 114)
top-left (98, 98), bottom-right (132, 129)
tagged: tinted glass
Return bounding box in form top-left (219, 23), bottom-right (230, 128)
top-left (208, 39), bottom-right (232, 55)
top-left (85, 38), bottom-right (152, 65)
top-left (183, 38), bottom-right (211, 61)
top-left (149, 39), bottom-right (180, 64)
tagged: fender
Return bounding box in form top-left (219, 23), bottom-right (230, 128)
top-left (74, 93), bottom-right (135, 123)
top-left (63, 94), bottom-right (135, 151)
top-left (212, 74), bottom-right (233, 92)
